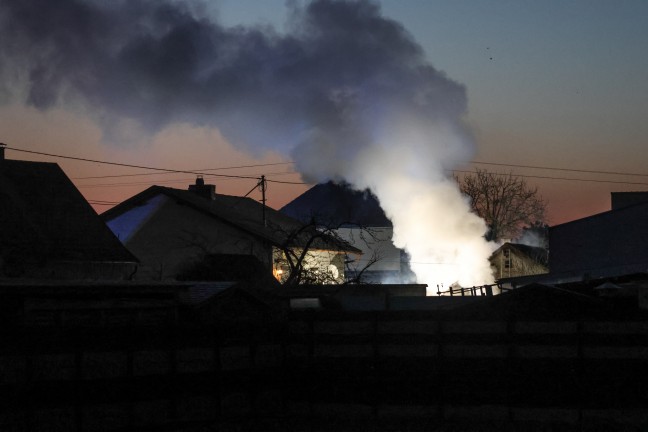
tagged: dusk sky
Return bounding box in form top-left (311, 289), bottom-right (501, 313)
top-left (1, 0), bottom-right (647, 226)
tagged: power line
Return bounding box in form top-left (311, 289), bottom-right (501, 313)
top-left (5, 146), bottom-right (260, 180)
top-left (453, 169), bottom-right (648, 186)
top-left (87, 200), bottom-right (120, 205)
top-left (76, 170), bottom-right (302, 189)
top-left (7, 144), bottom-right (308, 186)
top-left (266, 178), bottom-right (308, 185)
top-left (7, 144), bottom-right (647, 188)
top-left (87, 199), bottom-right (120, 204)
top-left (471, 160), bottom-right (648, 178)
top-left (72, 161), bottom-right (293, 180)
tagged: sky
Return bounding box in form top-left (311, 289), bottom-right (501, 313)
top-left (1, 0), bottom-right (648, 226)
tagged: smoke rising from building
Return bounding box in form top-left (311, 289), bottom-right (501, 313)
top-left (0, 0), bottom-right (495, 288)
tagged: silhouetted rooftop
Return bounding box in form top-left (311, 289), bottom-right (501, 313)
top-left (280, 181), bottom-right (392, 227)
top-left (0, 159), bottom-right (137, 268)
top-left (102, 185), bottom-right (361, 254)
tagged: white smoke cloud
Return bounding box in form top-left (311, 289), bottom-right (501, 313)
top-left (0, 0), bottom-right (496, 290)
top-left (295, 107), bottom-right (496, 291)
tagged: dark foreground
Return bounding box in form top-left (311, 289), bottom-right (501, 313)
top-left (1, 283), bottom-right (647, 431)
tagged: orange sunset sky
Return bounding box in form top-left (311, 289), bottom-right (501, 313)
top-left (1, 0), bottom-right (647, 227)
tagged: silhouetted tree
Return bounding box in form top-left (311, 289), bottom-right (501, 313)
top-left (457, 169), bottom-right (546, 242)
top-left (272, 220), bottom-right (380, 286)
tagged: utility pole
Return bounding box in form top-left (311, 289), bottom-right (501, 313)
top-left (260, 175), bottom-right (267, 227)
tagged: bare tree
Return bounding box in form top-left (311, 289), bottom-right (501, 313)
top-left (168, 218), bottom-right (378, 286)
top-left (457, 169), bottom-right (546, 242)
top-left (271, 220), bottom-right (376, 286)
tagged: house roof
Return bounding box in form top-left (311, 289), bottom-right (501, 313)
top-left (610, 191), bottom-right (648, 210)
top-left (551, 199), bottom-right (648, 230)
top-left (102, 185), bottom-right (361, 254)
top-left (0, 159), bottom-right (137, 265)
top-left (548, 199), bottom-right (648, 280)
top-left (492, 242), bottom-right (548, 266)
top-left (280, 181), bottom-right (392, 227)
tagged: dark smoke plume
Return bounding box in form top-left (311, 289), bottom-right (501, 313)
top-left (0, 0), bottom-right (495, 287)
top-left (1, 0), bottom-right (467, 157)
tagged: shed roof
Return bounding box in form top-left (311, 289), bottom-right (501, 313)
top-left (492, 242), bottom-right (548, 266)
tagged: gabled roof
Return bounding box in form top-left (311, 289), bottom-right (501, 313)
top-left (0, 159), bottom-right (137, 264)
top-left (102, 185), bottom-right (361, 253)
top-left (280, 181), bottom-right (392, 227)
top-left (492, 242), bottom-right (548, 266)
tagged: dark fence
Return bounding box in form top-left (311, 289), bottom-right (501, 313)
top-left (1, 310), bottom-right (647, 431)
top-left (436, 283), bottom-right (504, 296)
top-left (285, 311), bottom-right (648, 429)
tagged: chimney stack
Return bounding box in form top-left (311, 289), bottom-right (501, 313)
top-left (0, 143), bottom-right (5, 161)
top-left (188, 176), bottom-right (216, 200)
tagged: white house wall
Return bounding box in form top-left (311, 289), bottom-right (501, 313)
top-left (272, 247), bottom-right (345, 284)
top-left (112, 195), bottom-right (273, 280)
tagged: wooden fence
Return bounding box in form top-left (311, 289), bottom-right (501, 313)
top-left (1, 311), bottom-right (647, 431)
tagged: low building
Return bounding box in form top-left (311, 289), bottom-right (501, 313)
top-left (499, 192), bottom-right (648, 292)
top-left (102, 178), bottom-right (359, 282)
top-left (490, 242), bottom-right (548, 280)
top-left (549, 197), bottom-right (648, 283)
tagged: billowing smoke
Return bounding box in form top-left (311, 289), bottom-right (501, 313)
top-left (0, 0), bottom-right (495, 289)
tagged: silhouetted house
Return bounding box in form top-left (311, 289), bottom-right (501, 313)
top-left (549, 196), bottom-right (648, 284)
top-left (490, 242), bottom-right (548, 280)
top-left (0, 150), bottom-right (137, 280)
top-left (102, 178), bottom-right (359, 282)
top-left (280, 181), bottom-right (414, 283)
top-left (610, 191), bottom-right (648, 210)
top-left (176, 253), bottom-right (268, 282)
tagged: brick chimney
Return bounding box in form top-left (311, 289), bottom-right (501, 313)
top-left (188, 176), bottom-right (216, 200)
